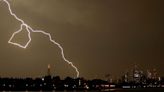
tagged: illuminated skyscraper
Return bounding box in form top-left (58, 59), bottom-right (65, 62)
top-left (152, 68), bottom-right (157, 79)
top-left (147, 70), bottom-right (152, 79)
top-left (47, 64), bottom-right (51, 76)
top-left (132, 64), bottom-right (141, 83)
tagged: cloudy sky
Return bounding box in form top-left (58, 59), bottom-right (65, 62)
top-left (0, 0), bottom-right (164, 79)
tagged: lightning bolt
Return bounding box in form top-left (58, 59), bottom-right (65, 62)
top-left (1, 0), bottom-right (79, 77)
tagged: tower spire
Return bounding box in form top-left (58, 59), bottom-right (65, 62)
top-left (47, 64), bottom-right (51, 76)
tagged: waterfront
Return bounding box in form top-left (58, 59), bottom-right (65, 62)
top-left (17, 88), bottom-right (164, 92)
top-left (55, 88), bottom-right (164, 92)
top-left (108, 88), bottom-right (164, 92)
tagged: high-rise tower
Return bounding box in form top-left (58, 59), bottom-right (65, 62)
top-left (47, 64), bottom-right (51, 76)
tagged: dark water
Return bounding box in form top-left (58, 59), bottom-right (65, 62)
top-left (112, 88), bottom-right (164, 92)
top-left (55, 88), bottom-right (164, 92)
top-left (3, 89), bottom-right (164, 92)
top-left (102, 88), bottom-right (164, 92)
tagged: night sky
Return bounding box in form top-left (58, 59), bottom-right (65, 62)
top-left (0, 0), bottom-right (164, 79)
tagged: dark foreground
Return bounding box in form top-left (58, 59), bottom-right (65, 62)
top-left (111, 88), bottom-right (164, 92)
top-left (0, 75), bottom-right (164, 91)
top-left (1, 88), bottom-right (164, 92)
top-left (6, 88), bottom-right (163, 92)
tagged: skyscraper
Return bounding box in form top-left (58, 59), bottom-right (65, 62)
top-left (47, 64), bottom-right (51, 76)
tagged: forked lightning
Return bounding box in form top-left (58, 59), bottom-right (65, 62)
top-left (1, 0), bottom-right (79, 77)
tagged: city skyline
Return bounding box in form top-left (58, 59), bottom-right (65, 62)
top-left (0, 0), bottom-right (164, 79)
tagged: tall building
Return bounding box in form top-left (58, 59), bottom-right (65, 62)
top-left (152, 68), bottom-right (157, 79)
top-left (47, 64), bottom-right (51, 76)
top-left (123, 72), bottom-right (129, 82)
top-left (147, 70), bottom-right (152, 79)
top-left (132, 64), bottom-right (142, 83)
